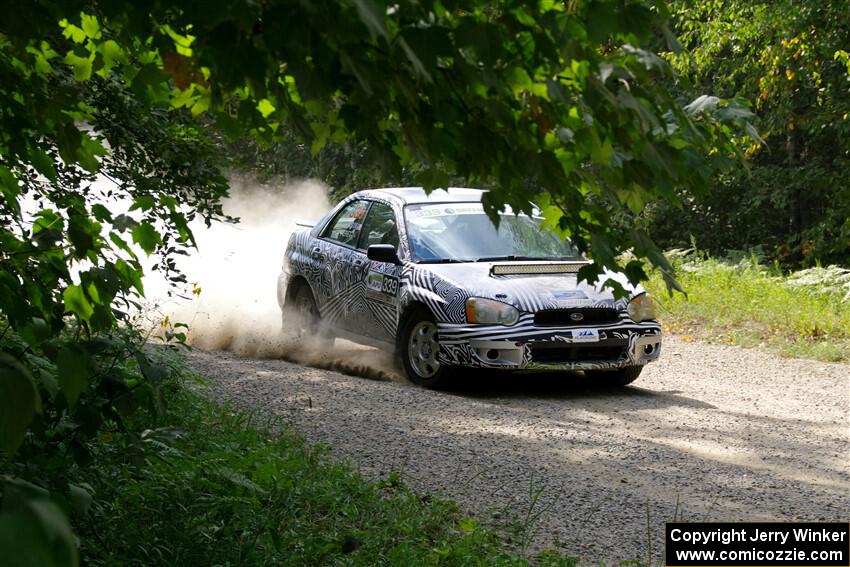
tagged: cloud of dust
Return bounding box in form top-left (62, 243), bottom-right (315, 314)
top-left (147, 176), bottom-right (402, 382)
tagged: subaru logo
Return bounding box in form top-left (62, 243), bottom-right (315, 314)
top-left (569, 312), bottom-right (584, 322)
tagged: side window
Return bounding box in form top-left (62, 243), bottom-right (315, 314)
top-left (323, 200), bottom-right (370, 247)
top-left (358, 202), bottom-right (399, 250)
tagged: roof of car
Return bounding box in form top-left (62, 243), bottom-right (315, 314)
top-left (361, 187), bottom-right (486, 204)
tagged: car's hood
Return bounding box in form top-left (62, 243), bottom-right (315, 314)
top-left (416, 261), bottom-right (640, 311)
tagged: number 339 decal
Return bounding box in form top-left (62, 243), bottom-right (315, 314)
top-left (366, 271), bottom-right (399, 301)
top-left (381, 276), bottom-right (399, 295)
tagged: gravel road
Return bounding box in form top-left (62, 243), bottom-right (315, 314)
top-left (187, 338), bottom-right (850, 564)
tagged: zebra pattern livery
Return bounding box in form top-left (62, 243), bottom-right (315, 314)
top-left (280, 189), bottom-right (662, 372)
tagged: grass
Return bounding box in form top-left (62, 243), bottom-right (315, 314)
top-left (644, 252), bottom-right (850, 362)
top-left (73, 348), bottom-right (578, 566)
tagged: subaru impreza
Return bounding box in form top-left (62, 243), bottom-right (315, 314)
top-left (278, 188), bottom-right (661, 388)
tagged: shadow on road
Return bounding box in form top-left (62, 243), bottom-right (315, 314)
top-left (438, 370), bottom-right (718, 410)
top-left (235, 338), bottom-right (717, 411)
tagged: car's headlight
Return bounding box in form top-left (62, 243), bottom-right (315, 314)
top-left (627, 293), bottom-right (656, 322)
top-left (465, 297), bottom-right (519, 325)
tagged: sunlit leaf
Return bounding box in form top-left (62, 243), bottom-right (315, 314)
top-left (256, 98), bottom-right (275, 118)
top-left (99, 39), bottom-right (126, 69)
top-left (63, 285), bottom-right (94, 321)
top-left (80, 13), bottom-right (100, 39)
top-left (63, 51), bottom-right (93, 81)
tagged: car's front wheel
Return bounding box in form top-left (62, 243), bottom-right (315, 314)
top-left (584, 365), bottom-right (643, 387)
top-left (399, 308), bottom-right (451, 388)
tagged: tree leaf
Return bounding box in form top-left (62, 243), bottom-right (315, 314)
top-left (32, 209), bottom-right (64, 245)
top-left (80, 13), bottom-right (100, 39)
top-left (129, 196), bottom-right (155, 211)
top-left (55, 122), bottom-right (82, 164)
top-left (0, 355), bottom-right (41, 455)
top-left (131, 222), bottom-right (161, 254)
top-left (27, 499), bottom-right (77, 566)
top-left (0, 496), bottom-right (78, 567)
top-left (77, 135), bottom-right (106, 173)
top-left (591, 136), bottom-right (613, 165)
top-left (111, 214), bottom-right (138, 232)
top-left (67, 212), bottom-right (99, 258)
top-left (63, 285), bottom-right (94, 321)
top-left (113, 259), bottom-right (145, 294)
top-left (57, 345), bottom-right (90, 408)
top-left (90, 204), bottom-right (112, 222)
top-left (99, 39), bottom-right (126, 69)
top-left (256, 98), bottom-right (275, 118)
top-left (59, 20), bottom-right (86, 43)
top-left (63, 51), bottom-right (93, 82)
top-left (28, 147), bottom-right (57, 182)
top-left (0, 166), bottom-right (21, 205)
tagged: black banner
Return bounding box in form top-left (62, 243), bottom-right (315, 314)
top-left (666, 522), bottom-right (849, 566)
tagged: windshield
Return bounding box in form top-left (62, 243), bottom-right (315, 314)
top-left (404, 203), bottom-right (581, 263)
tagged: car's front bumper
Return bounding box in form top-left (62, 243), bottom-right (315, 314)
top-left (436, 320), bottom-right (662, 371)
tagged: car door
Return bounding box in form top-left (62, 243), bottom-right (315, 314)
top-left (317, 199), bottom-right (371, 332)
top-left (355, 201), bottom-right (402, 342)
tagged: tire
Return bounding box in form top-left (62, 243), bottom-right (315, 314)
top-left (398, 308), bottom-right (452, 388)
top-left (282, 284), bottom-right (334, 347)
top-left (584, 365), bottom-right (643, 387)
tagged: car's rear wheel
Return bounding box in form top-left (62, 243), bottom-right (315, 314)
top-left (584, 365), bottom-right (643, 387)
top-left (399, 308), bottom-right (451, 388)
top-left (283, 284), bottom-right (334, 347)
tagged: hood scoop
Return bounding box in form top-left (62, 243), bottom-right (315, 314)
top-left (490, 262), bottom-right (589, 276)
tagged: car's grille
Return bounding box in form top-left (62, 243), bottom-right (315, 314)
top-left (534, 308), bottom-right (620, 327)
top-left (529, 342), bottom-right (626, 364)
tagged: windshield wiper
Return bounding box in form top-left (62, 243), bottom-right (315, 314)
top-left (475, 255), bottom-right (582, 262)
top-left (418, 255), bottom-right (581, 264)
top-left (475, 255), bottom-right (541, 262)
top-left (416, 258), bottom-right (474, 264)
top-left (474, 255), bottom-right (517, 262)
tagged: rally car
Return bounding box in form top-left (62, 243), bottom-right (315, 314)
top-left (278, 187), bottom-right (661, 388)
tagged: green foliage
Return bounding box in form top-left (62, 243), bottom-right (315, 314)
top-left (7, 0), bottom-right (753, 286)
top-left (0, 479), bottom-right (78, 567)
top-left (1, 6), bottom-right (230, 561)
top-left (70, 359), bottom-right (575, 566)
top-left (0, 328), bottom-right (188, 566)
top-left (646, 0), bottom-right (850, 267)
top-left (785, 265), bottom-right (850, 301)
top-left (1, 1), bottom-right (753, 561)
top-left (0, 357), bottom-right (41, 455)
top-left (644, 249), bottom-right (850, 362)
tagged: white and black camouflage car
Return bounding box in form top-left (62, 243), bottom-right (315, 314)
top-left (278, 188), bottom-right (661, 388)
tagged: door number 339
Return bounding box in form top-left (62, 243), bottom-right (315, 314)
top-left (381, 276), bottom-right (399, 296)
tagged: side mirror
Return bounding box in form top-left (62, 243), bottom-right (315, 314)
top-left (367, 244), bottom-right (400, 264)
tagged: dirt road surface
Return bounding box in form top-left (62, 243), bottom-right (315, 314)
top-left (188, 337), bottom-right (850, 564)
